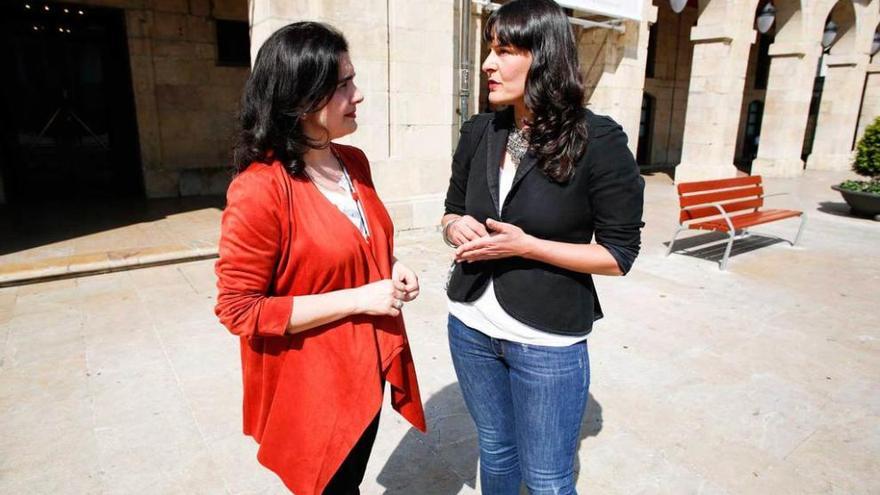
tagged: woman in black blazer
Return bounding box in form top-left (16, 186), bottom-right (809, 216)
top-left (441, 1), bottom-right (644, 493)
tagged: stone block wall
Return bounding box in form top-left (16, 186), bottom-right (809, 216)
top-left (251, 0), bottom-right (456, 230)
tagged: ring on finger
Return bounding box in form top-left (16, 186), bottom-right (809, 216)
top-left (393, 299), bottom-right (404, 309)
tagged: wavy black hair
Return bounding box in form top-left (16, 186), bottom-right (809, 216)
top-left (485, 0), bottom-right (588, 182)
top-left (233, 22), bottom-right (348, 176)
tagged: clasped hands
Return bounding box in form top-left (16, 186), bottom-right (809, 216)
top-left (446, 215), bottom-right (533, 263)
top-left (354, 260), bottom-right (419, 317)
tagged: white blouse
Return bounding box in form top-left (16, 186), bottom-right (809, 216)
top-left (312, 165), bottom-right (369, 239)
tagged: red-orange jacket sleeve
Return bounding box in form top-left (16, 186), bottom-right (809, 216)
top-left (214, 167), bottom-right (293, 338)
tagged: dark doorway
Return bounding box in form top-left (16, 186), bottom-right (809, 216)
top-left (637, 93), bottom-right (655, 166)
top-left (802, 71), bottom-right (825, 164)
top-left (739, 99), bottom-right (764, 173)
top-left (0, 1), bottom-right (142, 204)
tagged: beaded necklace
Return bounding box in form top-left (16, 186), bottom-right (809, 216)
top-left (506, 126), bottom-right (530, 165)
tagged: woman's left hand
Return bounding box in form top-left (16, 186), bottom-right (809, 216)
top-left (455, 219), bottom-right (534, 263)
top-left (391, 260), bottom-right (420, 302)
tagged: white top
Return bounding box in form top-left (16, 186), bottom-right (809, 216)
top-left (448, 159), bottom-right (588, 347)
top-left (312, 166), bottom-right (370, 239)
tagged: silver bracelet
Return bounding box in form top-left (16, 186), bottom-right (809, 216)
top-left (442, 218), bottom-right (460, 248)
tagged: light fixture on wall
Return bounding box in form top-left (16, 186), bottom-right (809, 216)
top-left (822, 20), bottom-right (838, 50)
top-left (872, 30), bottom-right (880, 56)
top-left (669, 0), bottom-right (687, 14)
top-left (756, 3), bottom-right (776, 34)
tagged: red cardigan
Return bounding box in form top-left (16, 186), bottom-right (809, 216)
top-left (214, 144), bottom-right (426, 495)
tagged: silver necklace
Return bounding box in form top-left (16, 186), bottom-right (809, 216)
top-left (506, 126), bottom-right (530, 165)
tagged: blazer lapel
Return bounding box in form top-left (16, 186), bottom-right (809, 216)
top-left (486, 111), bottom-right (511, 215)
top-left (510, 150), bottom-right (538, 193)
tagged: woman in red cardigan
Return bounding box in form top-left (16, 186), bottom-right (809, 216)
top-left (214, 22), bottom-right (426, 495)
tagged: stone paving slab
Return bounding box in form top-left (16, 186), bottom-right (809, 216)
top-left (0, 197), bottom-right (223, 287)
top-left (0, 170), bottom-right (878, 494)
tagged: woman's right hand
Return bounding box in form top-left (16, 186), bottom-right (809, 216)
top-left (353, 279), bottom-right (409, 317)
top-left (445, 215), bottom-right (489, 247)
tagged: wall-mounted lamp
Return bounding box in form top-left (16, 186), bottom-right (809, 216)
top-left (822, 20), bottom-right (838, 50)
top-left (756, 3), bottom-right (776, 34)
top-left (669, 0), bottom-right (687, 14)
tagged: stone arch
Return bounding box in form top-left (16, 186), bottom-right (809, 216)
top-left (854, 1), bottom-right (880, 56)
top-left (872, 20), bottom-right (880, 61)
top-left (771, 0), bottom-right (807, 44)
top-left (821, 0), bottom-right (858, 55)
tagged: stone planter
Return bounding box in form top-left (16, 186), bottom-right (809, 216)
top-left (831, 184), bottom-right (880, 219)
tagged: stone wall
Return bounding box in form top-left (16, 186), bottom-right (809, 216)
top-left (250, 0), bottom-right (456, 230)
top-left (32, 0), bottom-right (880, 208)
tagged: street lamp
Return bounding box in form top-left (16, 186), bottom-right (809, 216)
top-left (822, 20), bottom-right (838, 50)
top-left (756, 3), bottom-right (776, 34)
top-left (669, 0), bottom-right (687, 14)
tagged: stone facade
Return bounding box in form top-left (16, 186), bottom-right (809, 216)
top-left (10, 0), bottom-right (878, 218)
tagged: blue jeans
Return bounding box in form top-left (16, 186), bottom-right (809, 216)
top-left (448, 314), bottom-right (590, 495)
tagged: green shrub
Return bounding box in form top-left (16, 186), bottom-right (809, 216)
top-left (839, 179), bottom-right (880, 194)
top-left (853, 116), bottom-right (880, 178)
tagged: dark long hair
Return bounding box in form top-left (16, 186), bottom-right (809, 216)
top-left (233, 22), bottom-right (348, 176)
top-left (485, 0), bottom-right (588, 182)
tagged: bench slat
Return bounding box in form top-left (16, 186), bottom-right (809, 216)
top-left (689, 209), bottom-right (803, 232)
top-left (680, 198), bottom-right (764, 223)
top-left (677, 175), bottom-right (761, 194)
top-left (679, 185), bottom-right (764, 208)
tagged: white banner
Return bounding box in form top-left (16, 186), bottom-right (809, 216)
top-left (555, 0), bottom-right (643, 21)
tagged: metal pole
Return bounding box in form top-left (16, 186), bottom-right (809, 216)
top-left (458, 0), bottom-right (472, 127)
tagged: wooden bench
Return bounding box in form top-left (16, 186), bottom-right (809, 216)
top-left (666, 175), bottom-right (807, 270)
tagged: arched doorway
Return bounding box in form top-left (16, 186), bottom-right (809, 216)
top-left (733, 0), bottom-right (779, 173)
top-left (641, 0), bottom-right (698, 170)
top-left (740, 99), bottom-right (764, 168)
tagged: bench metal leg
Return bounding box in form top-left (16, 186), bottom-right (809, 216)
top-left (720, 230), bottom-right (736, 271)
top-left (666, 226), bottom-right (685, 257)
top-left (793, 213), bottom-right (807, 246)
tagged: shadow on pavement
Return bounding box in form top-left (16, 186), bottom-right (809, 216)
top-left (664, 231), bottom-right (791, 268)
top-left (817, 200), bottom-right (879, 221)
top-left (377, 383), bottom-right (603, 494)
top-left (0, 196), bottom-right (224, 255)
top-left (816, 201), bottom-right (853, 218)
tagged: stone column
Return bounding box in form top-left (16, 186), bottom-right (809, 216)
top-left (578, 5), bottom-right (658, 154)
top-left (674, 25), bottom-right (753, 182)
top-left (751, 43), bottom-right (822, 177)
top-left (854, 63), bottom-right (880, 143)
top-left (806, 53), bottom-right (870, 171)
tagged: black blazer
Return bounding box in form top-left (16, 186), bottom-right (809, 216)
top-left (444, 108), bottom-right (645, 335)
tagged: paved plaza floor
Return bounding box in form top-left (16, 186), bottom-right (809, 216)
top-left (1, 170), bottom-right (878, 494)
